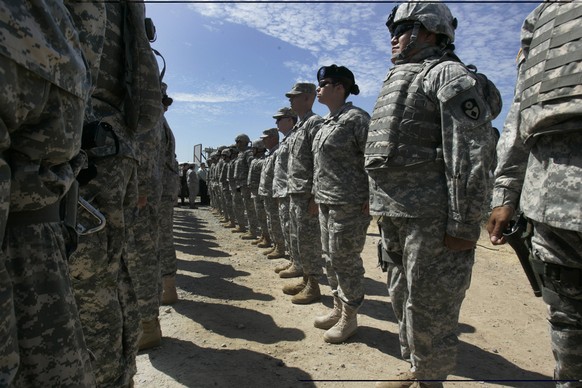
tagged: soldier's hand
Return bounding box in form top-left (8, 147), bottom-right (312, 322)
top-left (137, 196), bottom-right (148, 209)
top-left (486, 206), bottom-right (514, 245)
top-left (361, 201), bottom-right (370, 216)
top-left (444, 234), bottom-right (476, 251)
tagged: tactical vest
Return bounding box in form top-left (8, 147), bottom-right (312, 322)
top-left (519, 1), bottom-right (582, 143)
top-left (365, 60), bottom-right (443, 170)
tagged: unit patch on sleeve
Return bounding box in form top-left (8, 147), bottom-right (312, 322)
top-left (462, 99), bottom-right (480, 120)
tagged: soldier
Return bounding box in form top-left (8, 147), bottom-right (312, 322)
top-left (487, 2), bottom-right (582, 387)
top-left (219, 148), bottom-right (236, 228)
top-left (281, 83), bottom-right (324, 304)
top-left (366, 2), bottom-right (500, 386)
top-left (272, 108), bottom-right (298, 265)
top-left (258, 128), bottom-right (287, 260)
top-left (0, 3), bottom-right (99, 386)
top-left (248, 140), bottom-right (270, 247)
top-left (234, 134), bottom-right (260, 239)
top-left (68, 1), bottom-right (163, 385)
top-left (159, 85), bottom-right (180, 305)
top-left (312, 65), bottom-right (371, 344)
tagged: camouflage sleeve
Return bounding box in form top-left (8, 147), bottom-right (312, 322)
top-left (135, 118), bottom-right (162, 198)
top-left (432, 62), bottom-right (497, 241)
top-left (491, 14), bottom-right (536, 211)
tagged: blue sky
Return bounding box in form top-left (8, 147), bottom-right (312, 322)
top-left (147, 0), bottom-right (539, 163)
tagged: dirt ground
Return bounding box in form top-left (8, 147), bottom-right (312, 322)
top-left (134, 204), bottom-right (556, 388)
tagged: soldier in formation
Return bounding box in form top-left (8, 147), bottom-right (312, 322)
top-left (367, 2), bottom-right (500, 386)
top-left (487, 1), bottom-right (582, 386)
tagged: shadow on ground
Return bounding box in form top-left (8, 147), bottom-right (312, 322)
top-left (143, 337), bottom-right (315, 388)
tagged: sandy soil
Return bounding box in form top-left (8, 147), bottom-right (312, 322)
top-left (134, 204), bottom-right (555, 388)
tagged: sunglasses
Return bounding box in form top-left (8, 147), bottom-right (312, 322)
top-left (318, 80), bottom-right (339, 88)
top-left (391, 23), bottom-right (415, 39)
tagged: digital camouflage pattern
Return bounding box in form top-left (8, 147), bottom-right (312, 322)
top-left (248, 156), bottom-right (268, 237)
top-left (259, 146), bottom-right (285, 249)
top-left (382, 216), bottom-right (473, 381)
top-left (492, 2), bottom-right (582, 386)
top-left (313, 102), bottom-right (371, 306)
top-left (367, 3), bottom-right (497, 379)
top-left (0, 2), bottom-right (97, 386)
top-left (312, 102), bottom-right (370, 205)
top-left (235, 147), bottom-right (258, 234)
top-left (319, 203), bottom-right (370, 306)
top-left (69, 1), bottom-right (161, 385)
top-left (159, 117), bottom-right (179, 278)
top-left (287, 111), bottom-right (324, 276)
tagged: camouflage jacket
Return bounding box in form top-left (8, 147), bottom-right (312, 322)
top-left (272, 135), bottom-right (291, 198)
top-left (492, 1), bottom-right (582, 234)
top-left (258, 144), bottom-right (279, 197)
top-left (313, 102), bottom-right (370, 205)
top-left (287, 110), bottom-right (323, 195)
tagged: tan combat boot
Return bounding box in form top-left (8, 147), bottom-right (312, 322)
top-left (323, 302), bottom-right (358, 344)
top-left (161, 275), bottom-right (178, 305)
top-left (251, 235), bottom-right (264, 245)
top-left (231, 226), bottom-right (246, 233)
top-left (262, 244), bottom-right (277, 255)
top-left (240, 231), bottom-right (256, 240)
top-left (257, 238), bottom-right (273, 248)
top-left (278, 262), bottom-right (302, 277)
top-left (138, 318), bottom-right (162, 350)
top-left (291, 276), bottom-right (321, 304)
top-left (274, 260), bottom-right (292, 273)
top-left (375, 371), bottom-right (418, 388)
top-left (282, 276), bottom-right (307, 295)
top-left (224, 221), bottom-right (236, 228)
top-left (267, 245), bottom-right (287, 260)
top-left (314, 296), bottom-right (342, 329)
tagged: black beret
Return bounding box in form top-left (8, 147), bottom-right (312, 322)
top-left (317, 64), bottom-right (355, 83)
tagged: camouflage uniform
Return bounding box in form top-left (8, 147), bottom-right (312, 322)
top-left (126, 110), bottom-right (164, 323)
top-left (219, 153), bottom-right (234, 224)
top-left (0, 2), bottom-right (99, 386)
top-left (313, 102), bottom-right (371, 306)
top-left (248, 150), bottom-right (268, 238)
top-left (228, 151), bottom-right (246, 229)
top-left (367, 2), bottom-right (498, 382)
top-left (273, 136), bottom-right (292, 254)
top-left (159, 117), bottom-right (180, 279)
top-left (68, 2), bottom-right (162, 385)
top-left (492, 2), bottom-right (582, 386)
top-left (258, 144), bottom-right (286, 250)
top-left (288, 111), bottom-right (324, 277)
top-left (235, 145), bottom-right (259, 235)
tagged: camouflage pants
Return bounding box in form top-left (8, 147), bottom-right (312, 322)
top-left (2, 223), bottom-right (95, 387)
top-left (231, 185), bottom-right (246, 228)
top-left (221, 186), bottom-right (234, 222)
top-left (252, 191), bottom-right (269, 237)
top-left (319, 203), bottom-right (370, 306)
top-left (380, 216), bottom-right (474, 381)
top-left (241, 186), bottom-right (258, 235)
top-left (126, 198), bottom-right (161, 321)
top-left (262, 195), bottom-right (285, 249)
top-left (289, 193), bottom-right (323, 276)
top-left (278, 196), bottom-right (291, 254)
top-left (531, 221), bottom-right (582, 388)
top-left (69, 156), bottom-right (140, 387)
top-left (159, 195), bottom-right (178, 277)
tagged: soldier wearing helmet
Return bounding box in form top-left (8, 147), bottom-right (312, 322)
top-left (487, 2), bottom-right (582, 385)
top-left (367, 1), bottom-right (500, 386)
top-left (233, 133), bottom-right (260, 238)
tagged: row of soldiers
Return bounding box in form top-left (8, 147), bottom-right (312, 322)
top-left (0, 2), bottom-right (180, 387)
top-left (206, 84), bottom-right (324, 308)
top-left (203, 1), bottom-right (582, 386)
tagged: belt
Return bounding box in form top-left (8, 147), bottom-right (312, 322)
top-left (7, 200), bottom-right (61, 227)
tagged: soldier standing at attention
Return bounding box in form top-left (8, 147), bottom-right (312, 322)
top-left (281, 83), bottom-right (324, 304)
top-left (487, 1), bottom-right (582, 386)
top-left (312, 65), bottom-right (371, 344)
top-left (247, 140), bottom-right (270, 247)
top-left (0, 2), bottom-right (100, 385)
top-left (367, 2), bottom-right (500, 386)
top-left (273, 108), bottom-right (299, 272)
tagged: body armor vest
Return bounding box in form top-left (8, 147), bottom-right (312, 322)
top-left (365, 60), bottom-right (443, 170)
top-left (520, 1), bottom-right (582, 143)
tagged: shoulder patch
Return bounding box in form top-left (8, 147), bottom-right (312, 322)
top-left (462, 99), bottom-right (480, 120)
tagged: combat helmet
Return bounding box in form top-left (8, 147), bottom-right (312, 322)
top-left (387, 1), bottom-right (457, 43)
